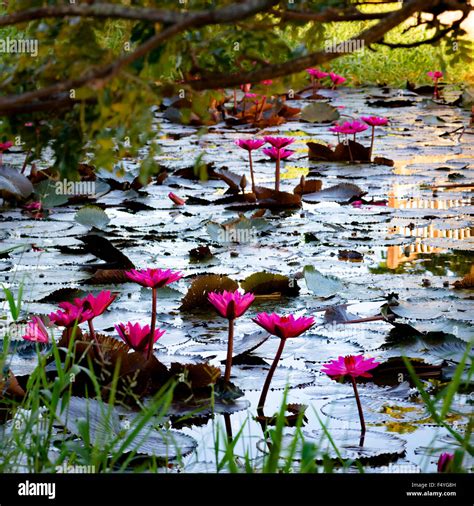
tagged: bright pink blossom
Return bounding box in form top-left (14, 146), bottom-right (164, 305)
top-left (322, 355), bottom-right (379, 380)
top-left (240, 83), bottom-right (251, 92)
top-left (23, 201), bottom-right (42, 212)
top-left (115, 321), bottom-right (165, 353)
top-left (306, 68), bottom-right (328, 80)
top-left (427, 71), bottom-right (443, 81)
top-left (437, 453), bottom-right (454, 473)
top-left (244, 92), bottom-right (258, 99)
top-left (361, 116), bottom-right (388, 127)
top-left (263, 146), bottom-right (294, 160)
top-left (208, 290), bottom-right (255, 320)
top-left (168, 192), bottom-right (186, 205)
top-left (235, 139), bottom-right (265, 151)
top-left (263, 136), bottom-right (295, 149)
top-left (125, 268), bottom-right (183, 289)
top-left (329, 72), bottom-right (346, 87)
top-left (261, 79), bottom-right (273, 86)
top-left (49, 303), bottom-right (93, 327)
top-left (253, 313), bottom-right (315, 339)
top-left (75, 291), bottom-right (116, 319)
top-left (23, 316), bottom-right (49, 343)
top-left (330, 121), bottom-right (368, 135)
top-left (0, 141), bottom-right (13, 151)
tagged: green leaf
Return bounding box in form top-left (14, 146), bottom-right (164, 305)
top-left (300, 103), bottom-right (340, 123)
top-left (75, 205), bottom-right (110, 230)
top-left (303, 266), bottom-right (343, 298)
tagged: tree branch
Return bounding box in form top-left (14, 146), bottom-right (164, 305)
top-left (278, 7), bottom-right (398, 22)
top-left (189, 0), bottom-right (439, 90)
top-left (0, 0), bottom-right (278, 115)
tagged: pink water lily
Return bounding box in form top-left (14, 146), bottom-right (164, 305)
top-left (0, 140), bottom-right (13, 165)
top-left (263, 136), bottom-right (295, 149)
top-left (262, 146), bottom-right (294, 160)
top-left (322, 354), bottom-right (380, 438)
top-left (126, 268), bottom-right (182, 359)
top-left (208, 290), bottom-right (255, 382)
top-left (235, 139), bottom-right (266, 192)
top-left (76, 290), bottom-right (116, 319)
top-left (115, 321), bottom-right (165, 354)
top-left (253, 313), bottom-right (315, 339)
top-left (208, 290), bottom-right (255, 320)
top-left (169, 192), bottom-right (186, 205)
top-left (427, 70), bottom-right (443, 99)
top-left (253, 313), bottom-right (314, 414)
top-left (261, 79), bottom-right (273, 86)
top-left (23, 316), bottom-right (49, 344)
top-left (49, 303), bottom-right (93, 328)
top-left (361, 116), bottom-right (388, 159)
top-left (437, 452), bottom-right (454, 473)
top-left (306, 68), bottom-right (328, 95)
top-left (125, 268), bottom-right (182, 288)
top-left (329, 72), bottom-right (346, 88)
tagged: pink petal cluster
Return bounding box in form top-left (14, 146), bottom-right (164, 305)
top-left (22, 316), bottom-right (49, 343)
top-left (240, 83), bottom-right (251, 92)
top-left (263, 136), bottom-right (295, 149)
top-left (361, 116), bottom-right (388, 127)
top-left (49, 302), bottom-right (93, 327)
top-left (235, 139), bottom-right (265, 151)
top-left (427, 71), bottom-right (443, 81)
top-left (244, 92), bottom-right (258, 99)
top-left (125, 268), bottom-right (183, 289)
top-left (168, 192), bottom-right (186, 205)
top-left (0, 141), bottom-right (13, 151)
top-left (262, 146), bottom-right (294, 160)
top-left (77, 291), bottom-right (116, 318)
top-left (437, 452), bottom-right (454, 473)
top-left (306, 68), bottom-right (329, 80)
top-left (261, 79), bottom-right (273, 86)
top-left (23, 201), bottom-right (43, 213)
top-left (322, 355), bottom-right (379, 380)
top-left (330, 121), bottom-right (368, 135)
top-left (329, 72), bottom-right (346, 86)
top-left (208, 290), bottom-right (255, 320)
top-left (115, 321), bottom-right (165, 353)
top-left (253, 313), bottom-right (315, 339)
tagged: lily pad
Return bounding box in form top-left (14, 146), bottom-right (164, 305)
top-left (230, 365), bottom-right (315, 390)
top-left (301, 103), bottom-right (340, 123)
top-left (303, 266), bottom-right (343, 298)
top-left (75, 205), bottom-right (110, 231)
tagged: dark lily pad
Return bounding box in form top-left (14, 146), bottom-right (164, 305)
top-left (302, 183), bottom-right (365, 203)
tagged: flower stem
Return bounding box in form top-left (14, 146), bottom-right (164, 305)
top-left (88, 319), bottom-right (104, 361)
top-left (147, 287), bottom-right (157, 360)
top-left (248, 151), bottom-right (256, 193)
top-left (350, 376), bottom-right (366, 437)
top-left (233, 89), bottom-right (237, 111)
top-left (258, 338), bottom-right (286, 416)
top-left (369, 126), bottom-right (375, 161)
top-left (275, 152), bottom-right (281, 192)
top-left (224, 318), bottom-right (235, 382)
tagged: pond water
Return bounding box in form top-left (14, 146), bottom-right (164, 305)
top-left (0, 85), bottom-right (472, 472)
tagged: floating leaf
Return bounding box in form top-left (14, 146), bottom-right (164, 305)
top-left (230, 365), bottom-right (314, 390)
top-left (300, 102), bottom-right (340, 123)
top-left (0, 165), bottom-right (33, 200)
top-left (303, 266), bottom-right (343, 298)
top-left (302, 183), bottom-right (365, 203)
top-left (34, 179), bottom-right (69, 207)
top-left (75, 205), bottom-right (110, 231)
top-left (180, 274), bottom-right (238, 311)
top-left (241, 271), bottom-right (299, 296)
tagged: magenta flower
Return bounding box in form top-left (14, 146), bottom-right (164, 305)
top-left (361, 116), bottom-right (388, 159)
top-left (49, 303), bottom-right (93, 328)
top-left (322, 354), bottom-right (380, 437)
top-left (263, 146), bottom-right (294, 160)
top-left (322, 354), bottom-right (379, 379)
top-left (427, 71), bottom-right (443, 99)
top-left (125, 268), bottom-right (182, 359)
top-left (244, 92), bottom-right (258, 99)
top-left (240, 83), bottom-right (251, 93)
top-left (361, 116), bottom-right (388, 127)
top-left (23, 201), bottom-right (43, 213)
top-left (253, 312), bottom-right (314, 414)
top-left (115, 321), bottom-right (165, 354)
top-left (75, 290), bottom-right (116, 319)
top-left (0, 140), bottom-right (13, 165)
top-left (306, 68), bottom-right (328, 80)
top-left (253, 313), bottom-right (315, 339)
top-left (208, 290), bottom-right (255, 320)
top-left (208, 290), bottom-right (255, 382)
top-left (329, 72), bottom-right (346, 88)
top-left (263, 136), bottom-right (295, 149)
top-left (427, 71), bottom-right (443, 80)
top-left (168, 192), bottom-right (186, 205)
top-left (125, 268), bottom-right (183, 289)
top-left (23, 316), bottom-right (49, 344)
top-left (235, 139), bottom-right (265, 192)
top-left (261, 79), bottom-right (273, 86)
top-left (437, 453), bottom-right (454, 473)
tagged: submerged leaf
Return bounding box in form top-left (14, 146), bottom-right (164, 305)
top-left (180, 274), bottom-right (238, 311)
top-left (241, 271), bottom-right (300, 296)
